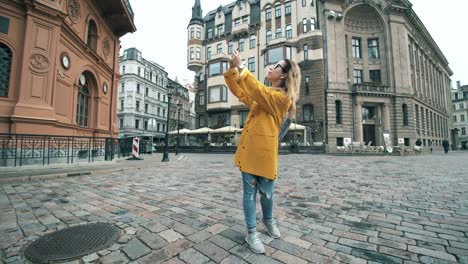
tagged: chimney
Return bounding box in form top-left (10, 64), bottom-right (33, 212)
top-left (456, 81), bottom-right (461, 89)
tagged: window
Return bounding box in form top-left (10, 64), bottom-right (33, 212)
top-left (163, 109), bottom-right (166, 117)
top-left (207, 47), bottom-right (211, 60)
top-left (208, 61), bottom-right (228, 76)
top-left (136, 84), bottom-right (140, 93)
top-left (460, 103), bottom-right (465, 109)
top-left (217, 24), bottom-right (224, 36)
top-left (285, 25), bottom-right (292, 39)
top-left (304, 44), bottom-right (309, 60)
top-left (207, 28), bottom-right (213, 39)
top-left (303, 104), bottom-right (313, 121)
top-left (337, 138), bottom-right (344, 147)
top-left (242, 15), bottom-right (249, 24)
top-left (453, 104), bottom-right (456, 111)
top-left (275, 27), bottom-right (282, 38)
top-left (190, 47), bottom-right (194, 59)
top-left (121, 82), bottom-right (125, 92)
top-left (190, 28), bottom-right (194, 39)
top-left (145, 103), bottom-right (148, 113)
top-left (239, 111), bottom-right (249, 128)
top-left (145, 87), bottom-right (149, 96)
top-left (310, 18), bottom-right (316, 30)
top-left (402, 104), bottom-right (408, 126)
top-left (76, 77), bottom-right (89, 127)
top-left (137, 67), bottom-right (141, 76)
top-left (135, 120), bottom-right (139, 129)
top-left (158, 92), bottom-right (160, 101)
top-left (248, 57), bottom-right (255, 72)
top-left (196, 28), bottom-right (201, 38)
top-left (234, 18), bottom-right (241, 26)
top-left (228, 41), bottom-right (233, 54)
top-left (120, 100), bottom-right (124, 110)
top-left (208, 85), bottom-right (228, 103)
top-left (266, 30), bottom-right (272, 44)
top-left (208, 112), bottom-right (230, 128)
top-left (0, 43), bottom-right (12, 97)
top-left (267, 46), bottom-right (283, 64)
top-left (302, 0), bottom-right (307, 6)
top-left (462, 115), bottom-right (466, 122)
top-left (354, 69), bottom-right (363, 83)
top-left (265, 7), bottom-right (272, 20)
top-left (368, 39), bottom-right (379, 59)
top-left (303, 19), bottom-right (308, 33)
top-left (335, 100), bottom-right (342, 124)
top-left (196, 47), bottom-right (201, 60)
top-left (453, 115), bottom-right (457, 123)
top-left (369, 70), bottom-right (381, 84)
top-left (238, 38), bottom-right (244, 51)
top-left (157, 123), bottom-right (160, 132)
top-left (352, 38), bottom-right (361, 58)
top-left (199, 92), bottom-right (205, 106)
top-left (122, 65), bottom-right (125, 74)
top-left (136, 101), bottom-right (140, 111)
top-left (285, 2), bottom-right (291, 15)
top-left (162, 124), bottom-right (165, 132)
top-left (362, 106), bottom-right (375, 120)
top-left (217, 43), bottom-right (222, 53)
top-left (275, 3), bottom-right (281, 17)
top-left (86, 20), bottom-right (98, 51)
top-left (119, 119), bottom-right (123, 128)
top-left (305, 76), bottom-right (310, 95)
top-left (249, 35), bottom-right (256, 49)
top-left (144, 120), bottom-right (148, 130)
top-left (462, 127), bottom-right (466, 135)
top-left (157, 107), bottom-right (160, 116)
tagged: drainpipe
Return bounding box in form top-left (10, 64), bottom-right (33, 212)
top-left (320, 0), bottom-right (329, 144)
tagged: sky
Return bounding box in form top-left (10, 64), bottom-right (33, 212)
top-left (120, 0), bottom-right (467, 87)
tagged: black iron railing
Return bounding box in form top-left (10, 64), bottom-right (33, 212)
top-left (0, 134), bottom-right (142, 167)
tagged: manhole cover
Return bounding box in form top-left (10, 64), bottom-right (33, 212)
top-left (24, 222), bottom-right (120, 263)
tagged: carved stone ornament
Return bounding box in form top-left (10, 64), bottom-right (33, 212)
top-left (67, 0), bottom-right (81, 23)
top-left (30, 54), bottom-right (49, 72)
top-left (102, 38), bottom-right (110, 58)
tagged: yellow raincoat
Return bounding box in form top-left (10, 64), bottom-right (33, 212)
top-left (224, 67), bottom-right (291, 180)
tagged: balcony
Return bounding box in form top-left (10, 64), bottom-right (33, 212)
top-left (352, 83), bottom-right (391, 95)
top-left (98, 0), bottom-right (136, 36)
top-left (231, 23), bottom-right (249, 38)
top-left (208, 52), bottom-right (228, 62)
top-left (187, 59), bottom-right (203, 72)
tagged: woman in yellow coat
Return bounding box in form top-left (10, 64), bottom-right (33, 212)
top-left (224, 50), bottom-right (301, 253)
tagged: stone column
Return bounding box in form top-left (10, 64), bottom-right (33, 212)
top-left (354, 103), bottom-right (363, 142)
top-left (382, 103), bottom-right (391, 132)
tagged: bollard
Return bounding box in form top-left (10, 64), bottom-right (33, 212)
top-left (132, 137), bottom-right (139, 158)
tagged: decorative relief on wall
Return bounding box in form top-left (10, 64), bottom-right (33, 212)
top-left (30, 54), bottom-right (49, 72)
top-left (67, 0), bottom-right (81, 23)
top-left (102, 38), bottom-right (110, 58)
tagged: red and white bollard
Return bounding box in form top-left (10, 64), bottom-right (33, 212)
top-left (132, 137), bottom-right (140, 159)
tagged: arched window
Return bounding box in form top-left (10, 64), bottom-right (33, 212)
top-left (285, 24), bottom-right (292, 39)
top-left (0, 43), bottom-right (12, 97)
top-left (303, 104), bottom-right (314, 121)
top-left (402, 104), bottom-right (408, 126)
top-left (249, 34), bottom-right (256, 49)
top-left (335, 100), bottom-right (342, 124)
top-left (275, 27), bottom-right (282, 38)
top-left (266, 30), bottom-right (272, 44)
top-left (77, 75), bottom-right (90, 127)
top-left (87, 20), bottom-right (98, 51)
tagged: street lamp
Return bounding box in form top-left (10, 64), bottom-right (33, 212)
top-left (175, 102), bottom-right (182, 155)
top-left (162, 83), bottom-right (173, 162)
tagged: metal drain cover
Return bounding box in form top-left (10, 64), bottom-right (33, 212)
top-left (24, 222), bottom-right (120, 263)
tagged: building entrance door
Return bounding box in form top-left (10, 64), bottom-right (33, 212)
top-left (363, 124), bottom-right (376, 146)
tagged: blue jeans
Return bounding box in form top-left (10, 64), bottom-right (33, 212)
top-left (242, 172), bottom-right (275, 233)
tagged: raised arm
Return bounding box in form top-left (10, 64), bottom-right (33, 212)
top-left (224, 67), bottom-right (254, 107)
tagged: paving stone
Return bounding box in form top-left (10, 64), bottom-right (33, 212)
top-left (272, 250), bottom-right (307, 264)
top-left (121, 238), bottom-right (151, 260)
top-left (138, 249), bottom-right (171, 264)
top-left (163, 239), bottom-right (194, 257)
top-left (162, 257), bottom-right (186, 264)
top-left (139, 232), bottom-right (169, 250)
top-left (100, 251), bottom-right (128, 264)
top-left (194, 240), bottom-right (230, 262)
top-left (408, 245), bottom-right (457, 262)
top-left (208, 234), bottom-right (238, 250)
top-left (219, 255), bottom-right (248, 264)
top-left (160, 229), bottom-right (184, 243)
top-left (179, 248), bottom-right (210, 264)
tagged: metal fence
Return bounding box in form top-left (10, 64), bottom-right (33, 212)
top-left (0, 134), bottom-right (138, 167)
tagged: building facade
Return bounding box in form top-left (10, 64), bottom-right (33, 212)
top-left (0, 0), bottom-right (135, 137)
top-left (187, 0), bottom-right (452, 149)
top-left (118, 48), bottom-right (190, 142)
top-left (451, 83), bottom-right (468, 149)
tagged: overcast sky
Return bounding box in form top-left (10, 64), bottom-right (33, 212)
top-left (121, 0), bottom-right (467, 87)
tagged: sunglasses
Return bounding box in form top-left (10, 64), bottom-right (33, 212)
top-left (273, 62), bottom-right (286, 73)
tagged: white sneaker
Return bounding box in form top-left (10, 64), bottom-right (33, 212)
top-left (263, 219), bottom-right (281, 238)
top-left (245, 231), bottom-right (265, 254)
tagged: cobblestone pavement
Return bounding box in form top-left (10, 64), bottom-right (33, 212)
top-left (1, 151), bottom-right (468, 264)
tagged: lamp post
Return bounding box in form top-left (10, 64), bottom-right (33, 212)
top-left (162, 84), bottom-right (173, 162)
top-left (175, 102), bottom-right (182, 155)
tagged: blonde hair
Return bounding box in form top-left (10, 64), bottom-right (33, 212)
top-left (282, 59), bottom-right (301, 119)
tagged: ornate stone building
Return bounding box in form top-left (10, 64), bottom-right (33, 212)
top-left (0, 0), bottom-right (135, 137)
top-left (451, 82), bottom-right (468, 149)
top-left (118, 48), bottom-right (190, 142)
top-left (187, 0), bottom-right (452, 149)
